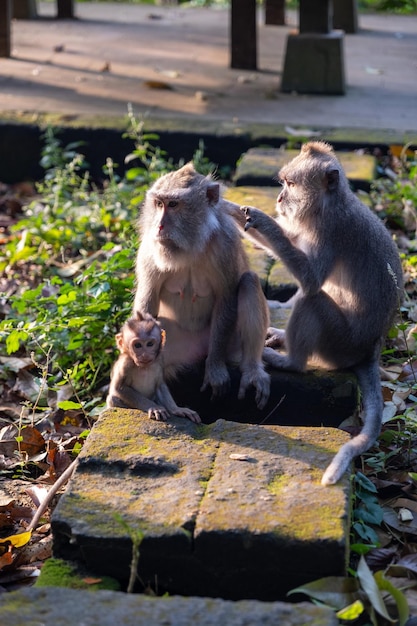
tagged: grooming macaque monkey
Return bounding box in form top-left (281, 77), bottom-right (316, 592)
top-left (107, 312), bottom-right (201, 423)
top-left (133, 162), bottom-right (270, 409)
top-left (231, 142), bottom-right (403, 485)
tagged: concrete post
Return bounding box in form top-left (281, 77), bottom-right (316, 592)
top-left (230, 0), bottom-right (257, 70)
top-left (13, 0), bottom-right (37, 19)
top-left (265, 0), bottom-right (285, 26)
top-left (281, 0), bottom-right (346, 95)
top-left (333, 0), bottom-right (358, 33)
top-left (57, 0), bottom-right (74, 18)
top-left (0, 0), bottom-right (11, 57)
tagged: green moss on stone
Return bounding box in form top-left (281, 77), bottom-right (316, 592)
top-left (35, 558), bottom-right (120, 591)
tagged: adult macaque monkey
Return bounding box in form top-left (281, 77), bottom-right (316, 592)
top-left (107, 312), bottom-right (201, 423)
top-left (133, 162), bottom-right (270, 409)
top-left (232, 142), bottom-right (403, 485)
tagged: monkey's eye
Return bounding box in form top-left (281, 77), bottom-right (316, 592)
top-left (167, 200), bottom-right (178, 209)
top-left (155, 199), bottom-right (164, 209)
top-left (146, 340), bottom-right (155, 348)
top-left (286, 179), bottom-right (296, 188)
top-left (134, 342), bottom-right (143, 349)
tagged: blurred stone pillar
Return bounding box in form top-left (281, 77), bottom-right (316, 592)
top-left (57, 0), bottom-right (74, 18)
top-left (230, 0), bottom-right (257, 70)
top-left (281, 0), bottom-right (346, 95)
top-left (265, 0), bottom-right (285, 25)
top-left (334, 0), bottom-right (358, 33)
top-left (0, 0), bottom-right (11, 57)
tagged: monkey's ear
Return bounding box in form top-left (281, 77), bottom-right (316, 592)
top-left (206, 182), bottom-right (220, 205)
top-left (115, 332), bottom-right (124, 351)
top-left (326, 168), bottom-right (339, 192)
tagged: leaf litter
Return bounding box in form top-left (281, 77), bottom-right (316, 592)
top-left (0, 192), bottom-right (90, 590)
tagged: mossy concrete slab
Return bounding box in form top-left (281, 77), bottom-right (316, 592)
top-left (52, 411), bottom-right (350, 601)
top-left (0, 587), bottom-right (340, 626)
top-left (234, 147), bottom-right (377, 191)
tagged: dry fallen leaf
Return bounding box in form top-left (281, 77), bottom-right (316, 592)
top-left (143, 80), bottom-right (172, 90)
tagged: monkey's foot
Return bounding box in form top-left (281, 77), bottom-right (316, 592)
top-left (265, 327), bottom-right (286, 349)
top-left (200, 362), bottom-right (231, 399)
top-left (238, 365), bottom-right (270, 410)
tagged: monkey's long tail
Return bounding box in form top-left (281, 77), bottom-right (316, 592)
top-left (321, 358), bottom-right (383, 486)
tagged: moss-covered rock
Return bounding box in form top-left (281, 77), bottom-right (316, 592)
top-left (51, 412), bottom-right (351, 601)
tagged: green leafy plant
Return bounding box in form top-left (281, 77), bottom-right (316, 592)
top-left (0, 115), bottom-right (174, 414)
top-left (0, 113), bottom-right (221, 418)
top-left (351, 471), bottom-right (383, 550)
top-left (289, 554), bottom-right (409, 625)
top-left (369, 147), bottom-right (417, 232)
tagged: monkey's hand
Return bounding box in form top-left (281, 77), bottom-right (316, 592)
top-left (200, 361), bottom-right (230, 399)
top-left (148, 407), bottom-right (170, 422)
top-left (241, 206), bottom-right (263, 232)
top-left (172, 407), bottom-right (202, 424)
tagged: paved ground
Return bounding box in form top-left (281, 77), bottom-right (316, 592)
top-left (1, 3), bottom-right (416, 137)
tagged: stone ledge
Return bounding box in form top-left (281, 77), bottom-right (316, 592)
top-left (0, 587), bottom-right (340, 626)
top-left (234, 147), bottom-right (377, 191)
top-left (169, 364), bottom-right (357, 427)
top-left (51, 411), bottom-right (351, 601)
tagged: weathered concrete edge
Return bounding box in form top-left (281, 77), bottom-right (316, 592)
top-left (1, 114), bottom-right (416, 184)
top-left (0, 587), bottom-right (340, 626)
top-left (2, 110), bottom-right (416, 143)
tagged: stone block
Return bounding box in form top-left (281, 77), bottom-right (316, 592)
top-left (233, 149), bottom-right (377, 191)
top-left (51, 411), bottom-right (351, 600)
top-left (0, 587), bottom-right (340, 626)
top-left (281, 32), bottom-right (346, 95)
top-left (169, 364), bottom-right (357, 426)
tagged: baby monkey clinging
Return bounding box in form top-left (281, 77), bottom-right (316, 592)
top-left (234, 141), bottom-right (403, 485)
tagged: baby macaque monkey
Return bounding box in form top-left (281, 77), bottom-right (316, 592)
top-left (232, 142), bottom-right (403, 485)
top-left (107, 312), bottom-right (201, 424)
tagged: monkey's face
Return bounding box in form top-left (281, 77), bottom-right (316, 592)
top-left (152, 195), bottom-right (186, 249)
top-left (276, 161), bottom-right (323, 223)
top-left (128, 326), bottom-right (162, 367)
top-left (143, 176), bottom-right (221, 257)
top-left (276, 175), bottom-right (301, 220)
